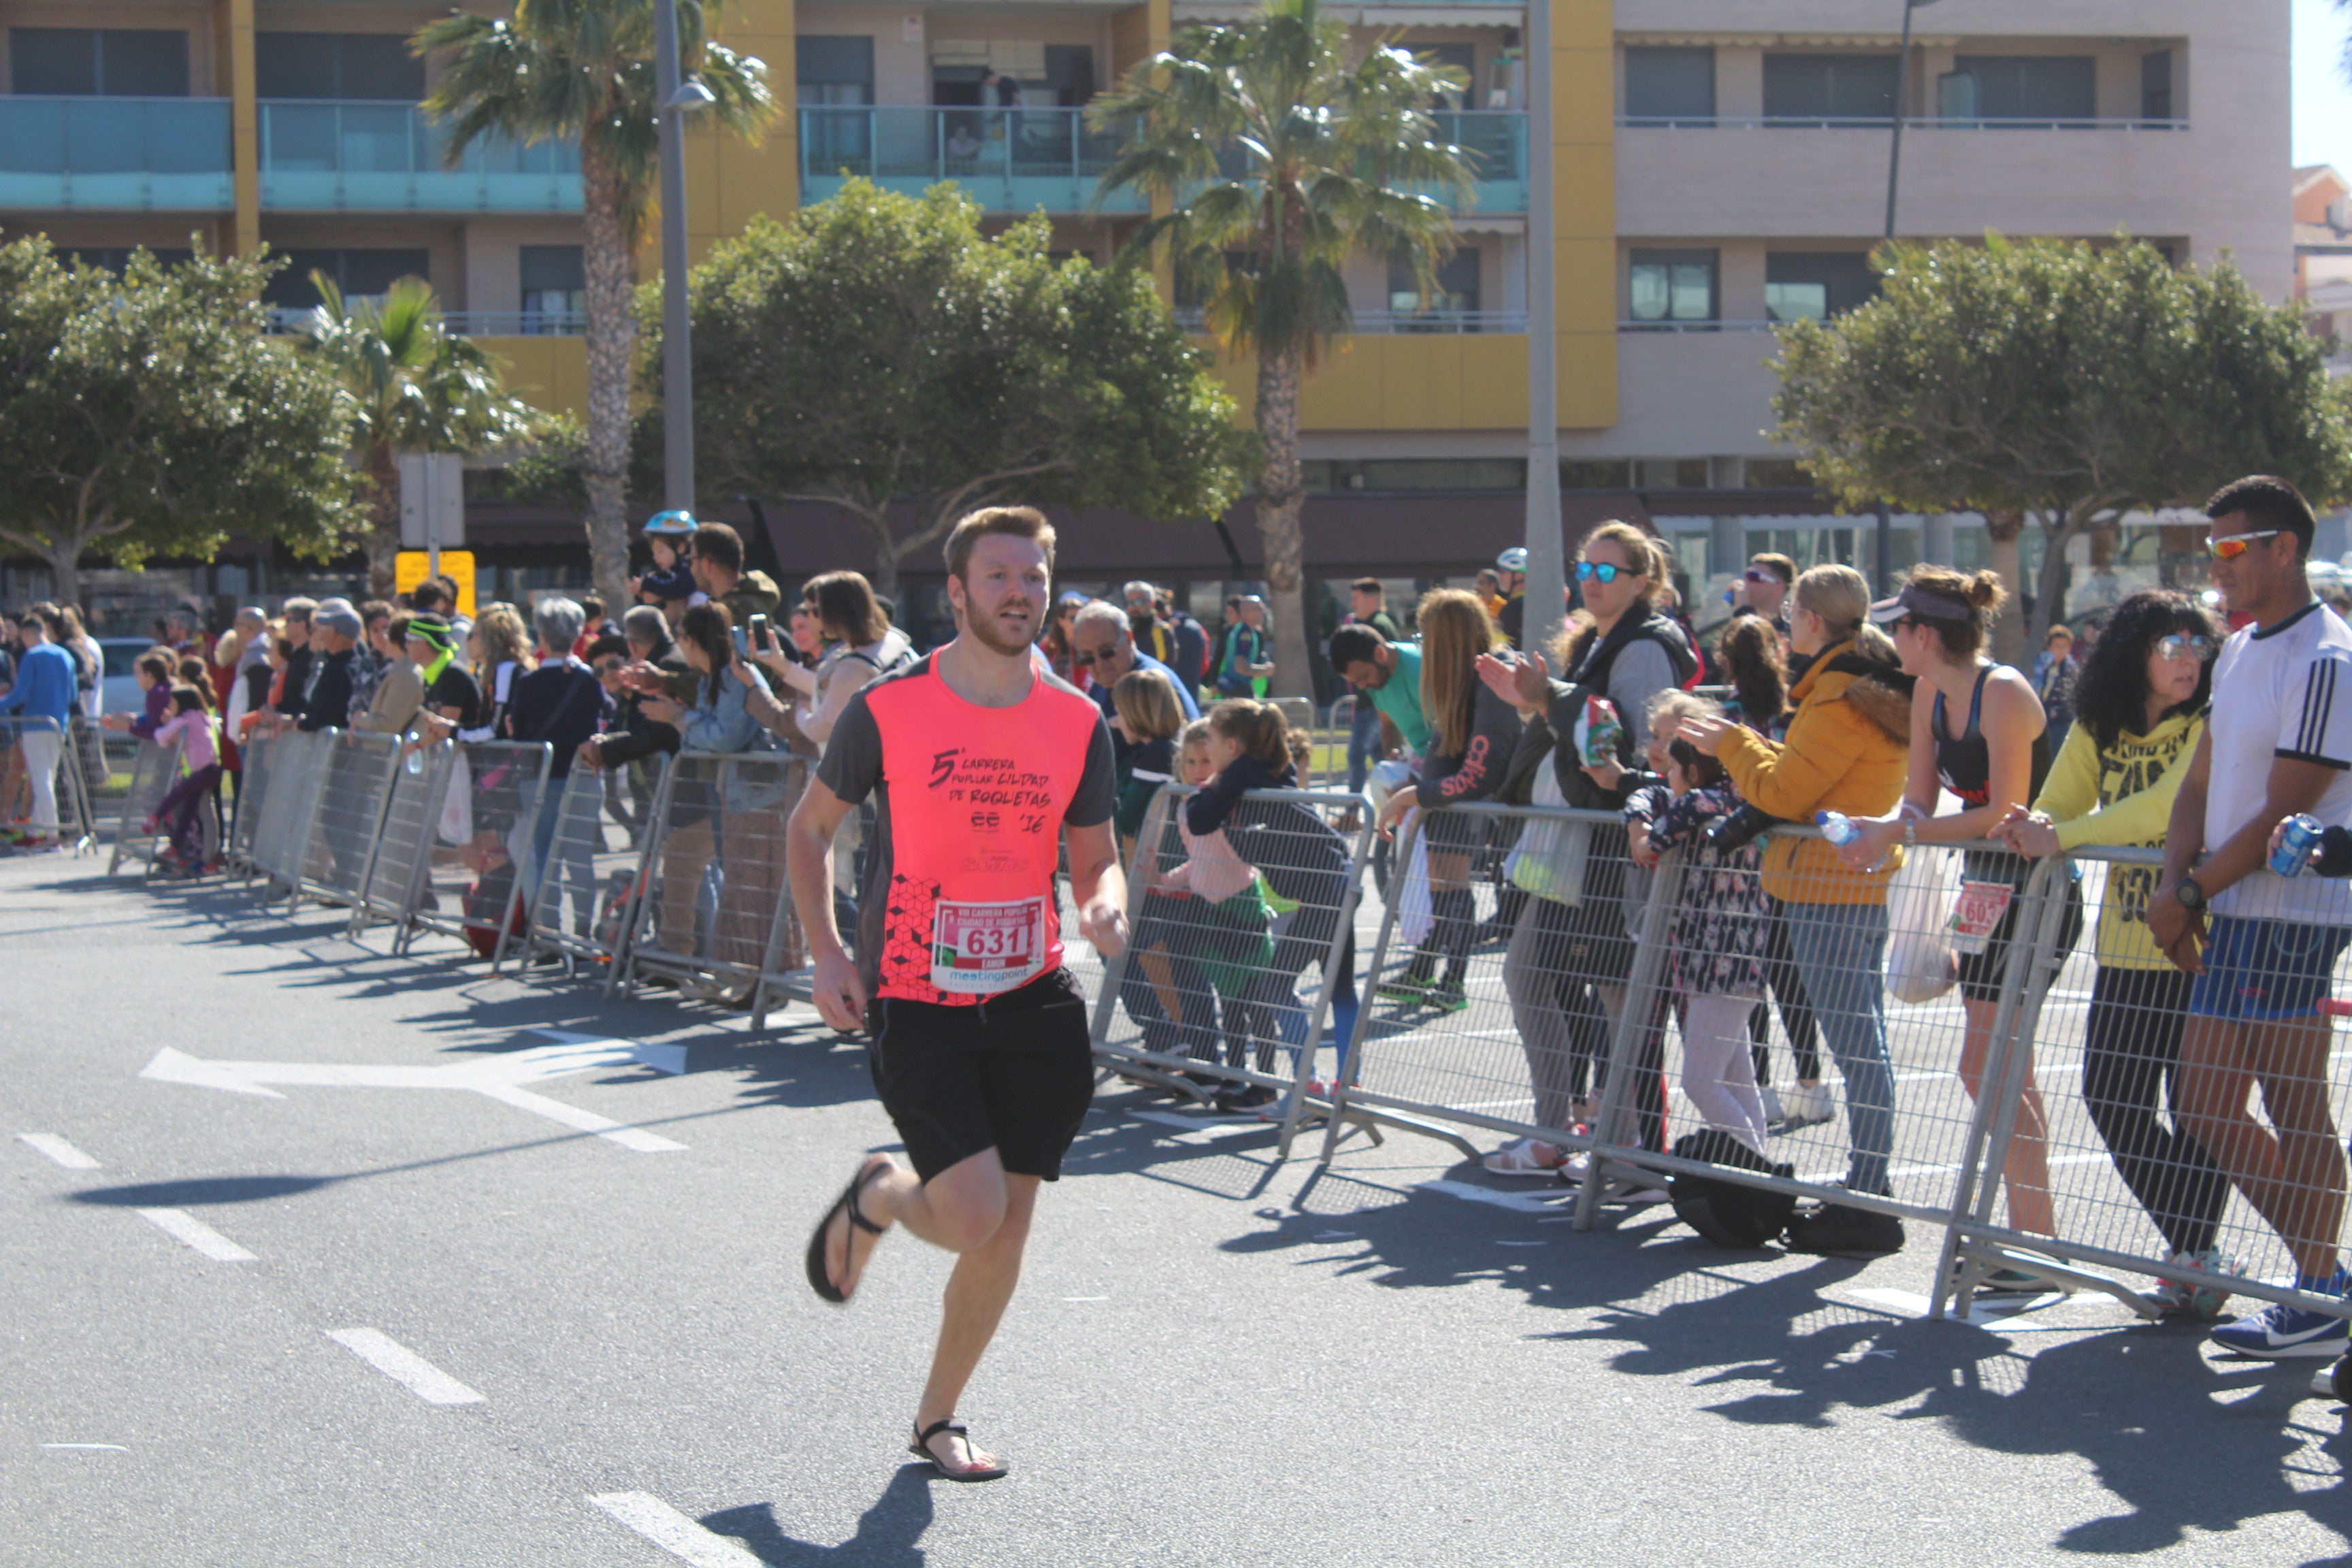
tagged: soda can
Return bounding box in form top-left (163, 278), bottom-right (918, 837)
top-left (2272, 813), bottom-right (2323, 879)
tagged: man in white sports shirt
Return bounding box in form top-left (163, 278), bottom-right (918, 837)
top-left (2151, 474), bottom-right (2352, 1362)
top-left (785, 506), bottom-right (1128, 1482)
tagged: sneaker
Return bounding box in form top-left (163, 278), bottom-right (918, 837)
top-left (5, 834), bottom-right (59, 855)
top-left (2150, 1247), bottom-right (2244, 1320)
top-left (1375, 975), bottom-right (1431, 1003)
top-left (1785, 1202), bottom-right (1906, 1258)
top-left (1215, 1082), bottom-right (1277, 1113)
top-left (2312, 1356), bottom-right (2350, 1401)
top-left (1778, 1082), bottom-right (1835, 1129)
top-left (1482, 1137), bottom-right (1567, 1176)
top-left (2209, 1292), bottom-right (2352, 1360)
top-left (1424, 984), bottom-right (1469, 1013)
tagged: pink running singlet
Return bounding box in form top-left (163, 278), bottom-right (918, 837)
top-left (817, 653), bottom-right (1116, 1006)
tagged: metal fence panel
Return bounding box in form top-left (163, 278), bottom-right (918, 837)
top-left (510, 754), bottom-right (670, 978)
top-left (613, 750), bottom-right (800, 1009)
top-left (1089, 781), bottom-right (1373, 1145)
top-left (1945, 841), bottom-right (2352, 1326)
top-left (226, 728), bottom-right (277, 874)
top-left (349, 737), bottom-right (452, 937)
top-left (284, 729), bottom-right (403, 909)
top-left (104, 738), bottom-right (184, 875)
top-left (397, 740), bottom-right (554, 962)
top-left (246, 728), bottom-right (331, 892)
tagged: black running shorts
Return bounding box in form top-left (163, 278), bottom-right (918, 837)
top-left (864, 967), bottom-right (1096, 1184)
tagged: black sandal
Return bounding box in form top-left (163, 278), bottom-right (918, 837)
top-left (803, 1160), bottom-right (889, 1304)
top-left (909, 1418), bottom-right (1009, 1482)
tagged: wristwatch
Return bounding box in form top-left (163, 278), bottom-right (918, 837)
top-left (2174, 877), bottom-right (2207, 913)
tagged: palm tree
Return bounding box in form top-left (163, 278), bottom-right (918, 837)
top-left (413, 0), bottom-right (776, 611)
top-left (295, 274), bottom-right (544, 595)
top-left (1092, 0), bottom-right (1474, 697)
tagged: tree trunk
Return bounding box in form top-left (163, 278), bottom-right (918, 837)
top-left (579, 135), bottom-right (638, 617)
top-left (44, 538), bottom-right (82, 618)
top-left (1985, 508), bottom-right (2029, 670)
top-left (1255, 346), bottom-right (1311, 702)
top-left (362, 451), bottom-right (399, 599)
top-left (2029, 518), bottom-right (2077, 657)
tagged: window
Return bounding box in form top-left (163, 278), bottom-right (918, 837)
top-left (1304, 460), bottom-right (1524, 492)
top-left (67, 247), bottom-right (195, 274)
top-left (796, 35), bottom-right (875, 105)
top-left (255, 34), bottom-right (424, 101)
top-left (1389, 249), bottom-right (1482, 323)
top-left (1744, 457), bottom-right (1814, 489)
top-left (520, 246), bottom-right (584, 331)
top-left (1561, 459), bottom-right (1633, 490)
top-left (1623, 47), bottom-right (1714, 122)
top-left (2142, 50), bottom-right (2174, 120)
top-left (1763, 53), bottom-right (1897, 122)
top-left (1416, 42), bottom-right (1475, 110)
top-left (1765, 252), bottom-right (1879, 322)
top-left (1627, 248), bottom-right (1716, 325)
top-left (1043, 44), bottom-right (1096, 107)
top-left (11, 28), bottom-right (189, 96)
top-left (1636, 459), bottom-right (1710, 489)
top-left (261, 248), bottom-right (429, 310)
top-left (1950, 55), bottom-right (2096, 122)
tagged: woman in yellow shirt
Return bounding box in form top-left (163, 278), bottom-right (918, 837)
top-left (1995, 591), bottom-right (2234, 1315)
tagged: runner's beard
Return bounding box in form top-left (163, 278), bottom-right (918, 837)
top-left (965, 599), bottom-right (1035, 658)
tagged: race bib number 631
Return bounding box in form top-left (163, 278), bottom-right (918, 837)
top-left (931, 897), bottom-right (1046, 994)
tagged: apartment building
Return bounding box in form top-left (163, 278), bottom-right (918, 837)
top-left (0, 0), bottom-right (2291, 627)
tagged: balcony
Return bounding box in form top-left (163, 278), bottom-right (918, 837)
top-left (259, 101), bottom-right (581, 213)
top-left (798, 106), bottom-right (1526, 216)
top-left (1616, 117), bottom-right (2207, 239)
top-left (0, 97), bottom-right (233, 211)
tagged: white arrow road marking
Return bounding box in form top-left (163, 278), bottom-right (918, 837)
top-left (18, 1134), bottom-right (99, 1169)
top-left (588, 1494), bottom-right (765, 1568)
top-left (138, 1035), bottom-right (686, 1152)
top-left (136, 1207), bottom-right (256, 1262)
top-left (325, 1328), bottom-right (485, 1405)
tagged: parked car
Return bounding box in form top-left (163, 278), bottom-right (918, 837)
top-left (97, 637), bottom-right (158, 718)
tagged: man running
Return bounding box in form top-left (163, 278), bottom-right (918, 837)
top-left (787, 505), bottom-right (1127, 1482)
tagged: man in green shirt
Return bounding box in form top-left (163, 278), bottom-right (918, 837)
top-left (1328, 623), bottom-right (1430, 757)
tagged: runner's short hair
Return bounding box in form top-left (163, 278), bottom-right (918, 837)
top-left (2205, 474), bottom-right (2317, 559)
top-left (944, 506), bottom-right (1056, 581)
top-left (1327, 623), bottom-right (1387, 669)
top-left (1351, 576), bottom-right (1383, 597)
top-left (1747, 552), bottom-right (1795, 587)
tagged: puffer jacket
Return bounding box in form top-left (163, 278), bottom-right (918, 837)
top-left (1714, 639), bottom-right (1912, 906)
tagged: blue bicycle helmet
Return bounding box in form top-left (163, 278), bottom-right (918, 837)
top-left (643, 509), bottom-right (699, 537)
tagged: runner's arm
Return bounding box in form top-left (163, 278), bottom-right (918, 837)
top-left (1066, 817), bottom-right (1128, 958)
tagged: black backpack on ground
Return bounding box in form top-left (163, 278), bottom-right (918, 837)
top-left (1667, 1129), bottom-right (1798, 1248)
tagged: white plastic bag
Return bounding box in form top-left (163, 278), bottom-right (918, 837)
top-left (1396, 815), bottom-right (1435, 947)
top-left (1505, 763), bottom-right (1590, 906)
top-left (1885, 843), bottom-right (1960, 1004)
top-left (437, 747), bottom-right (474, 846)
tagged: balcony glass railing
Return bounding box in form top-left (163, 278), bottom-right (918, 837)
top-left (1618, 114), bottom-right (2188, 131)
top-left (259, 101), bottom-right (581, 212)
top-left (800, 106), bottom-right (1527, 214)
top-left (0, 96), bottom-right (233, 210)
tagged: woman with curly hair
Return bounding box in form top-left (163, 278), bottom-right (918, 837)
top-left (1995, 590), bottom-right (2234, 1313)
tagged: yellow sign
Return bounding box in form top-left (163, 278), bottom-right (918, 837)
top-left (394, 551), bottom-right (476, 619)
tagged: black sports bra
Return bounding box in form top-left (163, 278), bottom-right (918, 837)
top-left (1932, 666), bottom-right (2051, 810)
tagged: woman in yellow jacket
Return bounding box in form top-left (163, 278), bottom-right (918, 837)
top-left (1683, 564), bottom-right (1913, 1256)
top-left (1993, 590), bottom-right (2236, 1315)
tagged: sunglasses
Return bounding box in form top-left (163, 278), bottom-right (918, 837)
top-left (1071, 647), bottom-right (1119, 666)
top-left (2155, 633), bottom-right (2215, 662)
top-left (2204, 529), bottom-right (2283, 560)
top-left (1575, 561), bottom-right (1640, 585)
top-left (593, 659), bottom-right (623, 675)
top-left (1743, 568), bottom-right (1782, 585)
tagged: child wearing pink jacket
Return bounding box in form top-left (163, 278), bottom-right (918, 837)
top-left (147, 684), bottom-right (221, 874)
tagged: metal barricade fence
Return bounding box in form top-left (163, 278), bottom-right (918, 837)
top-left (397, 740), bottom-right (554, 963)
top-left (611, 749), bottom-right (801, 1009)
top-left (349, 737), bottom-right (453, 939)
top-left (508, 755), bottom-right (672, 979)
top-left (1088, 781), bottom-right (1374, 1147)
top-left (1944, 842), bottom-right (2352, 1328)
top-left (104, 738), bottom-right (184, 875)
top-left (246, 729), bottom-right (332, 894)
top-left (226, 728), bottom-right (278, 875)
top-left (0, 715), bottom-right (88, 851)
top-left (287, 730), bottom-right (405, 911)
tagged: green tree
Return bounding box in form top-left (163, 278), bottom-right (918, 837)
top-left (0, 238), bottom-right (361, 611)
top-left (1773, 235), bottom-right (2352, 661)
top-left (1092, 0), bottom-right (1475, 696)
top-left (414, 0), bottom-right (777, 612)
top-left (294, 274), bottom-right (543, 597)
top-left (662, 182), bottom-right (1248, 598)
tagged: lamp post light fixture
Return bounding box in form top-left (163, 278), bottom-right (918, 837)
top-left (1874, 0), bottom-right (1938, 591)
top-left (653, 0), bottom-right (710, 514)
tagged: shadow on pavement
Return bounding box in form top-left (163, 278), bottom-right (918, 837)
top-left (702, 1467), bottom-right (936, 1565)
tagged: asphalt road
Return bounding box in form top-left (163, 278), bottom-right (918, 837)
top-left (3, 855), bottom-right (2347, 1566)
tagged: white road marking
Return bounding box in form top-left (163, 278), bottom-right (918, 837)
top-left (1414, 1179), bottom-right (1567, 1215)
top-left (1126, 1108), bottom-right (1271, 1142)
top-left (325, 1328), bottom-right (485, 1405)
top-left (1846, 1288), bottom-right (1934, 1316)
top-left (140, 1039), bottom-right (685, 1152)
top-left (18, 1133), bottom-right (98, 1169)
top-left (40, 1443), bottom-right (127, 1452)
top-left (135, 1207), bottom-right (255, 1262)
top-left (588, 1493), bottom-right (765, 1568)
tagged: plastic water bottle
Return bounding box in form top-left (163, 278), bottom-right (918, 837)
top-left (2272, 813), bottom-right (2323, 879)
top-left (1816, 810), bottom-right (1862, 847)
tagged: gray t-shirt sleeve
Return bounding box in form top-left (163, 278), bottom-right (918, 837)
top-left (815, 688), bottom-right (883, 804)
top-left (1066, 713), bottom-right (1117, 828)
top-left (1609, 641), bottom-right (1680, 751)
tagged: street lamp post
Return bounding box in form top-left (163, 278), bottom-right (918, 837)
top-left (653, 0), bottom-right (714, 514)
top-left (1874, 0), bottom-right (1938, 590)
top-left (1520, 0), bottom-right (1565, 655)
